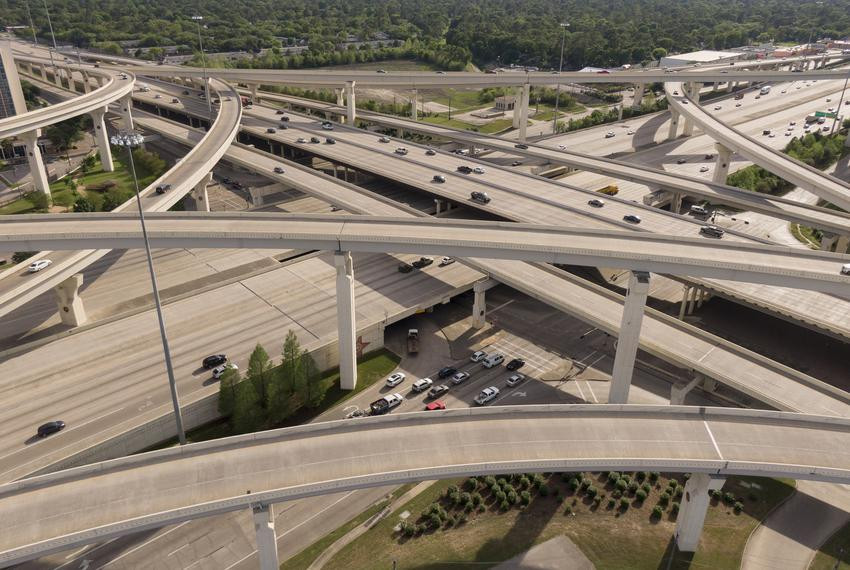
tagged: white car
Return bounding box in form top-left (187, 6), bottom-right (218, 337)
top-left (27, 259), bottom-right (52, 273)
top-left (385, 372), bottom-right (406, 387)
top-left (714, 105), bottom-right (721, 110)
top-left (627, 130), bottom-right (635, 135)
top-left (605, 131), bottom-right (615, 138)
top-left (321, 122), bottom-right (334, 130)
top-left (506, 373), bottom-right (525, 387)
top-left (841, 263), bottom-right (850, 276)
top-left (296, 137), bottom-right (307, 143)
top-left (558, 144), bottom-right (566, 150)
top-left (473, 166), bottom-right (485, 174)
top-left (212, 362), bottom-right (238, 379)
top-left (588, 198), bottom-right (605, 207)
top-left (781, 89), bottom-right (787, 93)
top-left (482, 353), bottom-right (505, 368)
top-left (439, 257), bottom-right (455, 266)
top-left (451, 371), bottom-right (470, 385)
top-left (412, 377), bottom-right (434, 392)
top-left (470, 350), bottom-right (487, 362)
top-left (379, 136), bottom-right (390, 143)
top-left (395, 147), bottom-right (409, 155)
top-left (699, 166), bottom-right (710, 173)
top-left (474, 386), bottom-right (500, 405)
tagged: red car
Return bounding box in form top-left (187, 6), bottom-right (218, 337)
top-left (425, 400), bottom-right (446, 411)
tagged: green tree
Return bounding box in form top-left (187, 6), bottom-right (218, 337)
top-left (218, 366), bottom-right (241, 417)
top-left (268, 331), bottom-right (303, 422)
top-left (22, 190), bottom-right (49, 212)
top-left (652, 47), bottom-right (668, 61)
top-left (73, 196), bottom-right (96, 212)
top-left (44, 117), bottom-right (86, 153)
top-left (302, 352), bottom-right (327, 408)
top-left (102, 188), bottom-right (132, 212)
top-left (130, 148), bottom-right (167, 179)
top-left (233, 380), bottom-right (262, 433)
top-left (247, 343), bottom-right (274, 409)
top-left (12, 252), bottom-right (37, 263)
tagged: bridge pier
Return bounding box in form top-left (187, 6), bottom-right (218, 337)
top-left (836, 235), bottom-right (850, 254)
top-left (119, 94), bottom-right (135, 130)
top-left (609, 271), bottom-right (650, 404)
top-left (671, 192), bottom-right (683, 215)
top-left (472, 278), bottom-right (498, 329)
top-left (20, 129), bottom-right (51, 200)
top-left (675, 473), bottom-right (726, 552)
top-left (670, 372), bottom-right (704, 405)
top-left (712, 143), bottom-right (733, 184)
top-left (250, 83), bottom-right (259, 103)
top-left (518, 83), bottom-right (530, 141)
top-left (252, 504), bottom-right (279, 570)
top-left (335, 251), bottom-right (357, 390)
top-left (667, 109), bottom-right (680, 140)
top-left (632, 83), bottom-right (645, 110)
top-left (411, 89), bottom-right (418, 121)
top-left (345, 81), bottom-right (356, 124)
top-left (682, 82), bottom-right (699, 136)
top-left (54, 274), bottom-right (88, 326)
top-left (821, 232), bottom-right (838, 252)
top-left (184, 171), bottom-right (212, 211)
top-left (90, 107), bottom-right (114, 172)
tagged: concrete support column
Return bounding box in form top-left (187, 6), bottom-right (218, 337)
top-left (518, 83), bottom-right (531, 141)
top-left (712, 143), bottom-right (733, 184)
top-left (671, 192), bottom-right (683, 215)
top-left (512, 87), bottom-right (522, 129)
top-left (335, 251), bottom-right (357, 390)
top-left (670, 372), bottom-right (703, 405)
top-left (821, 232), bottom-right (838, 252)
top-left (20, 130), bottom-right (50, 199)
top-left (687, 285), bottom-right (699, 314)
top-left (336, 88), bottom-right (344, 106)
top-left (53, 274), bottom-right (88, 326)
top-left (675, 473), bottom-right (726, 552)
top-left (609, 271), bottom-right (651, 404)
top-left (434, 199), bottom-right (442, 216)
top-left (411, 89), bottom-right (418, 121)
top-left (683, 82), bottom-right (699, 136)
top-left (52, 66), bottom-right (62, 87)
top-left (696, 287), bottom-right (707, 308)
top-left (250, 83), bottom-right (259, 103)
top-left (90, 107), bottom-right (114, 173)
top-left (472, 279), bottom-right (497, 329)
top-left (38, 63), bottom-right (47, 80)
top-left (252, 504), bottom-right (279, 570)
top-left (345, 81), bottom-right (356, 124)
top-left (667, 109), bottom-right (680, 140)
top-left (119, 94), bottom-right (134, 131)
top-left (836, 235), bottom-right (850, 254)
top-left (184, 171), bottom-right (213, 211)
top-left (632, 83), bottom-right (645, 110)
top-left (726, 80), bottom-right (734, 93)
top-left (80, 72), bottom-right (91, 93)
top-left (678, 285), bottom-right (691, 320)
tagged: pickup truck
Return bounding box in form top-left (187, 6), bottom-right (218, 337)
top-left (370, 393), bottom-right (404, 415)
top-left (407, 329), bottom-right (420, 354)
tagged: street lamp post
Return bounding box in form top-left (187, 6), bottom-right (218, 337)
top-left (191, 16), bottom-right (212, 117)
top-left (40, 0), bottom-right (59, 76)
top-left (110, 131), bottom-right (187, 445)
top-left (552, 22), bottom-right (569, 135)
top-left (830, 74), bottom-right (848, 135)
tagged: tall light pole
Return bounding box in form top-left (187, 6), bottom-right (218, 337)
top-left (191, 15), bottom-right (212, 117)
top-left (40, 0), bottom-right (58, 74)
top-left (831, 74), bottom-right (848, 135)
top-left (110, 131), bottom-right (187, 445)
top-left (24, 0), bottom-right (38, 45)
top-left (552, 22), bottom-right (569, 135)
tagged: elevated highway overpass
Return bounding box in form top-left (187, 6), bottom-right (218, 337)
top-left (1, 405), bottom-right (849, 567)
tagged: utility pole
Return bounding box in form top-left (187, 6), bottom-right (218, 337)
top-left (552, 22), bottom-right (569, 134)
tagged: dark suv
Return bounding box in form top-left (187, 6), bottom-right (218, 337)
top-left (437, 366), bottom-right (457, 379)
top-left (37, 421), bottom-right (66, 438)
top-left (155, 183), bottom-right (172, 195)
top-left (202, 354), bottom-right (227, 369)
top-left (457, 165), bottom-right (473, 174)
top-left (412, 257), bottom-right (433, 269)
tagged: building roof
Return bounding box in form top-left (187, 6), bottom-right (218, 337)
top-left (665, 50), bottom-right (743, 62)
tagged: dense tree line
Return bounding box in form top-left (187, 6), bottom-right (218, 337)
top-left (4, 0), bottom-right (850, 70)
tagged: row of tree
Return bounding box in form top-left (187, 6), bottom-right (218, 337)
top-left (218, 332), bottom-right (331, 434)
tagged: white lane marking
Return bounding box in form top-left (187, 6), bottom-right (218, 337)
top-left (54, 540), bottom-right (118, 569)
top-left (574, 380), bottom-right (587, 402)
top-left (704, 421), bottom-right (724, 460)
top-left (488, 299), bottom-right (514, 314)
top-left (584, 381), bottom-right (599, 403)
top-left (98, 521), bottom-right (191, 567)
top-left (223, 490), bottom-right (357, 570)
top-left (167, 543), bottom-right (190, 557)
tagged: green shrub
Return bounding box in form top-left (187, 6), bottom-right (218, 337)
top-left (733, 501), bottom-right (744, 514)
top-left (724, 492), bottom-right (736, 505)
top-left (496, 491), bottom-right (507, 503)
top-left (539, 484), bottom-right (550, 497)
top-left (651, 505), bottom-right (664, 519)
top-left (615, 479), bottom-right (628, 492)
top-left (593, 495), bottom-right (602, 506)
top-left (586, 485), bottom-right (599, 498)
top-left (446, 484), bottom-right (459, 496)
top-left (608, 471), bottom-right (621, 483)
top-left (608, 498), bottom-right (617, 508)
top-left (641, 483), bottom-right (652, 494)
top-left (497, 478), bottom-right (508, 487)
top-left (711, 489), bottom-right (722, 500)
top-left (429, 512), bottom-right (441, 528)
top-left (564, 505), bottom-right (573, 515)
top-left (635, 489), bottom-right (648, 502)
top-left (465, 477), bottom-right (477, 491)
top-left (520, 476), bottom-right (531, 488)
top-left (500, 499), bottom-right (510, 511)
top-left (503, 484), bottom-right (516, 495)
top-left (659, 492), bottom-right (671, 506)
top-left (416, 523), bottom-right (426, 534)
top-left (507, 490), bottom-right (518, 504)
top-left (649, 472), bottom-right (660, 482)
top-left (612, 489), bottom-right (622, 499)
top-left (521, 491), bottom-right (532, 506)
top-left (628, 481), bottom-right (639, 494)
top-left (671, 502), bottom-right (680, 514)
top-left (403, 522), bottom-right (415, 537)
top-left (636, 471), bottom-right (648, 481)
top-left (484, 476), bottom-right (497, 487)
top-left (620, 497), bottom-right (630, 509)
top-left (568, 478), bottom-right (580, 491)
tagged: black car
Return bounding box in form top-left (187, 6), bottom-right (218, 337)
top-left (398, 262), bottom-right (414, 273)
top-left (182, 90), bottom-right (190, 95)
top-left (515, 144), bottom-right (529, 150)
top-left (281, 116), bottom-right (290, 122)
top-left (266, 127), bottom-right (277, 134)
top-left (202, 354), bottom-right (227, 369)
top-left (506, 358), bottom-right (526, 371)
top-left (437, 366), bottom-right (457, 379)
top-left (457, 165), bottom-right (473, 174)
top-left (37, 421), bottom-right (66, 438)
top-left (470, 191), bottom-right (491, 204)
top-left (428, 384), bottom-right (450, 398)
top-left (310, 136), bottom-right (321, 143)
top-left (276, 110), bottom-right (285, 115)
top-left (623, 214), bottom-right (642, 224)
top-left (155, 183), bottom-right (172, 195)
top-left (425, 149), bottom-right (437, 156)
top-left (326, 137), bottom-right (336, 144)
top-left (412, 257), bottom-right (433, 269)
top-left (432, 174), bottom-right (446, 183)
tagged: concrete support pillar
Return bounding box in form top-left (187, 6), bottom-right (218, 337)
top-left (252, 504), bottom-right (279, 570)
top-left (52, 66), bottom-right (62, 88)
top-left (250, 83), bottom-right (259, 103)
top-left (726, 80), bottom-right (734, 93)
top-left (336, 88), bottom-right (344, 106)
top-left (667, 109), bottom-right (680, 141)
top-left (345, 81), bottom-right (356, 124)
top-left (670, 373), bottom-right (703, 405)
top-left (80, 72), bottom-right (91, 93)
top-left (687, 285), bottom-right (699, 314)
top-left (434, 199), bottom-right (442, 216)
top-left (90, 107), bottom-right (114, 173)
top-left (821, 232), bottom-right (838, 252)
top-left (609, 271), bottom-right (651, 404)
top-left (335, 251), bottom-right (357, 390)
top-left (675, 473), bottom-right (726, 552)
top-left (20, 130), bottom-right (50, 199)
top-left (472, 279), bottom-right (497, 329)
top-left (119, 94), bottom-right (134, 131)
top-left (632, 83), bottom-right (645, 110)
top-left (411, 89), bottom-right (418, 121)
top-left (683, 82), bottom-right (699, 137)
top-left (671, 192), bottom-right (683, 215)
top-left (518, 83), bottom-right (531, 141)
top-left (184, 171), bottom-right (213, 211)
top-left (678, 285), bottom-right (691, 320)
top-left (696, 287), bottom-right (707, 309)
top-left (836, 235), bottom-right (850, 254)
top-left (512, 87), bottom-right (522, 129)
top-left (53, 274), bottom-right (88, 326)
top-left (712, 143), bottom-right (733, 184)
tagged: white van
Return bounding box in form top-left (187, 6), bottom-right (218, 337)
top-left (690, 204), bottom-right (709, 216)
top-left (482, 353), bottom-right (505, 368)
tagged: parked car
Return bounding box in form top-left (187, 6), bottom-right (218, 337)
top-left (412, 377), bottom-right (434, 392)
top-left (385, 372), bottom-right (406, 387)
top-left (470, 350), bottom-right (487, 362)
top-left (470, 191), bottom-right (491, 204)
top-left (506, 374), bottom-right (525, 387)
top-left (699, 225), bottom-right (725, 238)
top-left (623, 214), bottom-right (642, 224)
top-left (588, 198), bottom-right (605, 208)
top-left (27, 259), bottom-right (52, 273)
top-left (273, 166), bottom-right (285, 174)
top-left (37, 421), bottom-right (66, 438)
top-left (432, 174), bottom-right (446, 183)
top-left (474, 386), bottom-right (500, 405)
top-left (425, 400), bottom-right (446, 411)
top-left (212, 362), bottom-right (238, 379)
top-left (155, 183), bottom-right (172, 195)
top-left (506, 358), bottom-right (525, 371)
top-left (451, 371), bottom-right (470, 385)
top-left (429, 384), bottom-right (450, 398)
top-left (202, 354), bottom-right (227, 369)
top-left (439, 257), bottom-right (455, 266)
top-left (437, 367), bottom-right (457, 379)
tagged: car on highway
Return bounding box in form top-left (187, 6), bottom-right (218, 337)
top-left (279, 123), bottom-right (289, 130)
top-left (27, 259), bottom-right (52, 273)
top-left (627, 130), bottom-right (635, 135)
top-left (425, 400), bottom-right (446, 411)
top-left (762, 129), bottom-right (771, 136)
top-left (202, 354), bottom-right (227, 369)
top-left (506, 358), bottom-right (525, 371)
top-left (676, 158), bottom-right (687, 164)
top-left (735, 103), bottom-right (742, 107)
top-left (385, 372), bottom-right (406, 387)
top-left (397, 262), bottom-right (414, 273)
top-left (310, 137), bottom-right (321, 143)
top-left (781, 89), bottom-right (787, 94)
top-left (690, 204), bottom-right (709, 216)
top-left (457, 165), bottom-right (473, 174)
top-left (297, 137), bottom-right (307, 143)
top-left (155, 94), bottom-right (163, 100)
top-left (432, 174), bottom-right (446, 183)
top-left (429, 384), bottom-right (450, 398)
top-left (266, 127), bottom-right (277, 134)
top-left (587, 198), bottom-right (605, 207)
top-left (699, 166), bottom-right (710, 173)
top-left (713, 105), bottom-right (722, 110)
top-left (281, 116), bottom-right (290, 122)
top-left (511, 160), bottom-right (523, 167)
top-left (700, 225), bottom-right (725, 238)
top-left (321, 122), bottom-right (334, 130)
top-left (470, 351), bottom-right (487, 362)
top-left (155, 183), bottom-right (172, 194)
top-left (37, 421), bottom-right (66, 438)
top-left (276, 110), bottom-right (285, 115)
top-left (412, 257), bottom-right (434, 269)
top-left (439, 257), bottom-right (455, 266)
top-left (326, 137), bottom-right (336, 144)
top-left (474, 386), bottom-right (500, 405)
top-left (273, 166), bottom-right (285, 174)
top-left (425, 149), bottom-right (437, 155)
top-left (841, 263), bottom-right (850, 276)
top-left (172, 98), bottom-right (180, 104)
top-left (377, 69), bottom-right (387, 74)
top-left (395, 147), bottom-right (409, 155)
top-left (473, 166), bottom-right (486, 174)
top-left (437, 367), bottom-right (457, 379)
top-left (212, 362), bottom-right (238, 379)
top-left (412, 377), bottom-right (434, 392)
top-left (515, 144), bottom-right (529, 150)
top-left (623, 214), bottom-right (642, 224)
top-left (436, 71), bottom-right (446, 75)
top-left (379, 136), bottom-right (390, 143)
top-left (470, 191), bottom-right (491, 204)
top-left (605, 131), bottom-right (615, 138)
top-left (451, 371), bottom-right (470, 385)
top-left (482, 353), bottom-right (505, 368)
top-left (506, 373), bottom-right (526, 387)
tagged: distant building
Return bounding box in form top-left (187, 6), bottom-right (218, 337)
top-left (494, 95), bottom-right (516, 111)
top-left (0, 39), bottom-right (27, 119)
top-left (661, 50), bottom-right (744, 67)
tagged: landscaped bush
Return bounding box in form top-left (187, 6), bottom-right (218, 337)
top-left (472, 492), bottom-right (483, 506)
top-left (539, 485), bottom-right (550, 497)
top-left (520, 491), bottom-right (532, 506)
top-left (651, 505), bottom-right (664, 519)
top-left (641, 483), bottom-right (652, 494)
top-left (636, 471), bottom-right (648, 482)
top-left (607, 471), bottom-right (621, 483)
top-left (569, 478), bottom-right (580, 492)
top-left (635, 489), bottom-right (648, 502)
top-left (628, 481), bottom-right (639, 494)
top-left (724, 492), bottom-right (736, 505)
top-left (484, 476), bottom-right (497, 487)
top-left (620, 497), bottom-right (630, 510)
top-left (465, 477), bottom-right (477, 491)
top-left (615, 478), bottom-right (629, 492)
top-left (507, 490), bottom-right (518, 504)
top-left (586, 486), bottom-right (599, 498)
top-left (733, 501), bottom-right (744, 514)
top-left (649, 472), bottom-right (660, 482)
top-left (671, 502), bottom-right (680, 514)
top-left (659, 492), bottom-right (671, 506)
top-left (564, 505), bottom-right (573, 515)
top-left (608, 498), bottom-right (617, 508)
